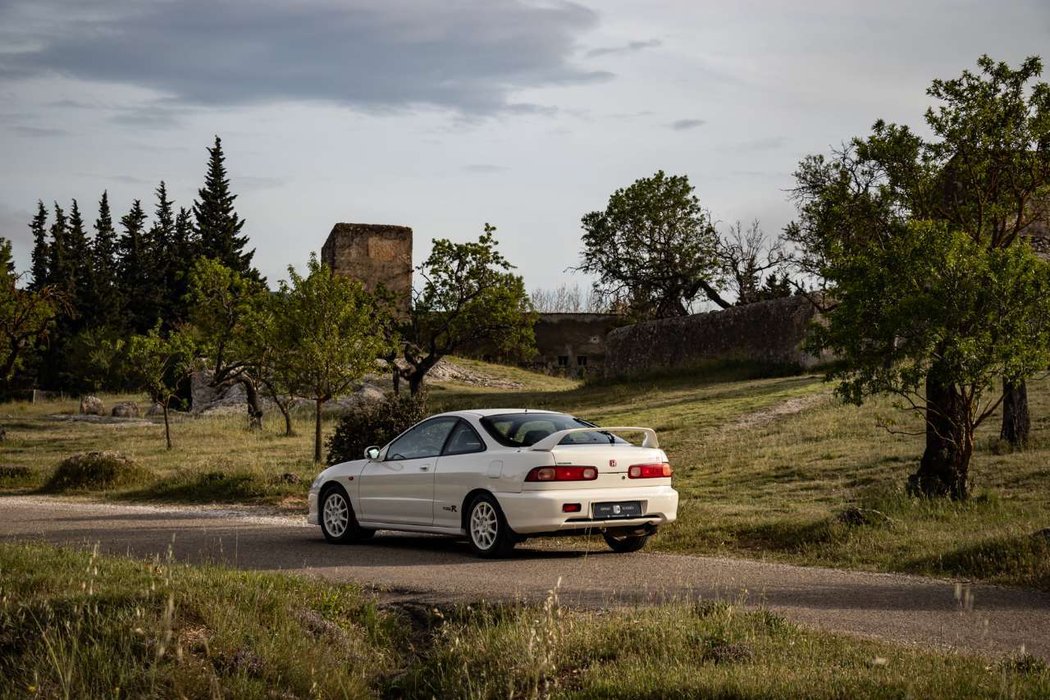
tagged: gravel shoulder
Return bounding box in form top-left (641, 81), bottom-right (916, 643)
top-left (3, 494), bottom-right (1048, 661)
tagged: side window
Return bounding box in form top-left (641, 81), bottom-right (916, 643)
top-left (443, 420), bottom-right (486, 456)
top-left (386, 417), bottom-right (458, 460)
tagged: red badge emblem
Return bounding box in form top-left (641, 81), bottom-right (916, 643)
top-left (609, 459), bottom-right (617, 467)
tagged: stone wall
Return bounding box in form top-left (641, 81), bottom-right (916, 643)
top-left (604, 296), bottom-right (828, 377)
top-left (321, 223), bottom-right (413, 313)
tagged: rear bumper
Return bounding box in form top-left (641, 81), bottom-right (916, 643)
top-left (497, 486), bottom-right (678, 535)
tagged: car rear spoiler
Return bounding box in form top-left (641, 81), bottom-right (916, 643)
top-left (528, 426), bottom-right (659, 451)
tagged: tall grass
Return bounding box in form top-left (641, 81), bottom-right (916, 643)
top-left (3, 543), bottom-right (1048, 699)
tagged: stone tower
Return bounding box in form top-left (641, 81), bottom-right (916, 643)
top-left (321, 223), bottom-right (413, 313)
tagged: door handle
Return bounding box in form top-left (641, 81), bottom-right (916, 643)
top-left (419, 465), bottom-right (430, 471)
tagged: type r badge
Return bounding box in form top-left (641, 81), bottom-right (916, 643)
top-left (609, 459), bottom-right (617, 467)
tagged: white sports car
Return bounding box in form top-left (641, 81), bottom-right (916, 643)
top-left (308, 409), bottom-right (679, 557)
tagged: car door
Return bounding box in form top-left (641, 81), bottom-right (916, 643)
top-left (358, 417), bottom-right (458, 525)
top-left (433, 419), bottom-right (489, 529)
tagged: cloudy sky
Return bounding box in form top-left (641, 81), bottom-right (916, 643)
top-left (1, 0), bottom-right (1047, 291)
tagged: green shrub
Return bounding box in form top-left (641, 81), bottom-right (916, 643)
top-left (325, 392), bottom-right (429, 465)
top-left (42, 451), bottom-right (152, 492)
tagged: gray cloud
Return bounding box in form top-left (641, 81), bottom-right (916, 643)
top-left (463, 164), bottom-right (509, 174)
top-left (0, 0), bottom-right (609, 115)
top-left (10, 125), bottom-right (67, 137)
top-left (670, 118), bottom-right (706, 131)
top-left (722, 136), bottom-right (789, 152)
top-left (586, 38), bottom-right (661, 58)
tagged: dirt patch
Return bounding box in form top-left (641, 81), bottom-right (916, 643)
top-left (726, 393), bottom-right (828, 431)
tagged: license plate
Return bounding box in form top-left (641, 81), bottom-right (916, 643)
top-left (592, 501), bottom-right (642, 519)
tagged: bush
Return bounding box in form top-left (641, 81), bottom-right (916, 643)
top-left (42, 451), bottom-right (152, 492)
top-left (326, 392), bottom-right (429, 465)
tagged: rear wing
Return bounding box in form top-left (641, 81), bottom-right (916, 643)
top-left (528, 426), bottom-right (659, 451)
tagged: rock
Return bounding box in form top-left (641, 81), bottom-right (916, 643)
top-left (146, 402), bottom-right (165, 417)
top-left (111, 402), bottom-right (140, 418)
top-left (79, 396), bottom-right (104, 416)
top-left (278, 472), bottom-right (302, 485)
top-left (837, 507), bottom-right (893, 527)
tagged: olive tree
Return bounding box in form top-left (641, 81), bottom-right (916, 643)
top-left (125, 325), bottom-right (198, 450)
top-left (274, 255), bottom-right (392, 462)
top-left (398, 225), bottom-right (536, 394)
top-left (815, 220), bottom-right (1050, 499)
top-left (577, 171), bottom-right (728, 318)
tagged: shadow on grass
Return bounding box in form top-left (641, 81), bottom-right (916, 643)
top-left (121, 471), bottom-right (297, 504)
top-left (905, 533), bottom-right (1050, 590)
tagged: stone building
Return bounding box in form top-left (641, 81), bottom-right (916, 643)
top-left (321, 223), bottom-right (413, 313)
top-left (530, 313), bottom-right (624, 377)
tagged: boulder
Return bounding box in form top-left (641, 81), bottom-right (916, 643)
top-left (79, 396), bottom-right (104, 416)
top-left (146, 402), bottom-right (165, 417)
top-left (111, 402), bottom-right (141, 418)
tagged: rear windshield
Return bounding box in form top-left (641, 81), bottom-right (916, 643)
top-left (479, 413), bottom-right (629, 448)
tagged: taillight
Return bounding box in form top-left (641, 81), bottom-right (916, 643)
top-left (525, 466), bottom-right (598, 482)
top-left (628, 463), bottom-right (673, 479)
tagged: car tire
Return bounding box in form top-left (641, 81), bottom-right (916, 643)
top-left (602, 531), bottom-right (650, 553)
top-left (319, 484), bottom-right (375, 544)
top-left (466, 493), bottom-right (516, 558)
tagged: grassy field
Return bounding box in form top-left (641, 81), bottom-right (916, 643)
top-left (2, 359), bottom-right (1048, 588)
top-left (2, 542), bottom-right (1047, 699)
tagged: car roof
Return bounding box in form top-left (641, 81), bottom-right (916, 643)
top-left (436, 408), bottom-right (566, 419)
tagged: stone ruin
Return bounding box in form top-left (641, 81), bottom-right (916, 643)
top-left (321, 223), bottom-right (413, 314)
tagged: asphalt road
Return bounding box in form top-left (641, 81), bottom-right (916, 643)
top-left (3, 495), bottom-right (1049, 660)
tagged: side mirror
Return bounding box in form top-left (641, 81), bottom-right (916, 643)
top-left (364, 446), bottom-right (382, 460)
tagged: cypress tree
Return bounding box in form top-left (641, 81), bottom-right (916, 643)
top-left (170, 206), bottom-right (197, 324)
top-left (66, 199), bottom-right (92, 328)
top-left (118, 200), bottom-right (153, 332)
top-left (47, 203), bottom-right (70, 296)
top-left (193, 136), bottom-right (257, 278)
top-left (28, 201), bottom-right (49, 291)
top-left (90, 191), bottom-right (122, 328)
top-left (151, 181), bottom-right (177, 325)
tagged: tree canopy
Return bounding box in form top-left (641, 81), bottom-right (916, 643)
top-left (399, 225), bottom-right (536, 394)
top-left (578, 171), bottom-right (729, 318)
top-left (791, 55), bottom-right (1050, 497)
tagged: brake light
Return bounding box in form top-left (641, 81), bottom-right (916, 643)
top-left (525, 466), bottom-right (598, 482)
top-left (628, 463), bottom-right (672, 479)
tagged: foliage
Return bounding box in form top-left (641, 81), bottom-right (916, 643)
top-left (325, 391), bottom-right (429, 465)
top-left (578, 170), bottom-right (728, 317)
top-left (401, 225), bottom-right (536, 394)
top-left (815, 219), bottom-right (1050, 407)
top-left (124, 326), bottom-right (198, 449)
top-left (0, 269), bottom-right (61, 391)
top-left (530, 282), bottom-right (607, 313)
top-left (193, 135), bottom-right (257, 280)
top-left (187, 257), bottom-right (270, 429)
top-left (789, 55), bottom-right (1050, 496)
top-left (274, 255), bottom-right (393, 461)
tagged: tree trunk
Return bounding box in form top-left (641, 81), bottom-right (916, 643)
top-left (163, 402), bottom-right (172, 451)
top-left (1000, 379), bottom-right (1030, 448)
top-left (909, 375), bottom-right (971, 500)
top-left (313, 398), bottom-right (323, 463)
top-left (277, 398), bottom-right (294, 437)
top-left (391, 362), bottom-right (401, 395)
top-left (241, 378), bottom-right (264, 431)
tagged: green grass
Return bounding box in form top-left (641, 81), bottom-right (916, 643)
top-left (3, 542), bottom-right (1047, 699)
top-left (3, 358), bottom-right (1050, 588)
